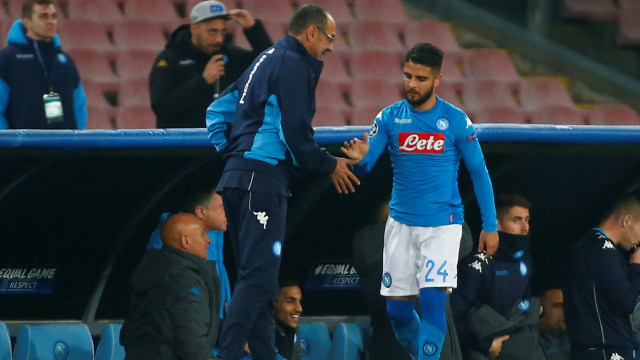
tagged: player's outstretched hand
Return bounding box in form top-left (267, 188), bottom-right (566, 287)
top-left (478, 230), bottom-right (499, 257)
top-left (330, 157), bottom-right (360, 194)
top-left (340, 132), bottom-right (369, 163)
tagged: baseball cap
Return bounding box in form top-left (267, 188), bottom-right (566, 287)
top-left (190, 0), bottom-right (228, 23)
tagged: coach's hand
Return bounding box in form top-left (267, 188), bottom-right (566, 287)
top-left (479, 230), bottom-right (499, 257)
top-left (330, 158), bottom-right (360, 194)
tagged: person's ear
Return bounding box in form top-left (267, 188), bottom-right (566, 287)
top-left (194, 205), bottom-right (206, 220)
top-left (180, 233), bottom-right (190, 250)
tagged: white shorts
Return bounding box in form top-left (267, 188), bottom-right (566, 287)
top-left (380, 217), bottom-right (462, 296)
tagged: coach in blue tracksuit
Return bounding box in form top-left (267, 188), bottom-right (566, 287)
top-left (206, 4), bottom-right (359, 360)
top-left (0, 0), bottom-right (86, 130)
top-left (564, 192), bottom-right (640, 360)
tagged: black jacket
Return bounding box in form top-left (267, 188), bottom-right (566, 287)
top-left (563, 228), bottom-right (640, 353)
top-left (120, 247), bottom-right (220, 360)
top-left (149, 21), bottom-right (272, 128)
top-left (275, 325), bottom-right (302, 360)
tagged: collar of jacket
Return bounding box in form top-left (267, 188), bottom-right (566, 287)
top-left (6, 19), bottom-right (61, 48)
top-left (278, 34), bottom-right (324, 86)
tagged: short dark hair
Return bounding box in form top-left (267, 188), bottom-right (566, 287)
top-left (22, 0), bottom-right (55, 19)
top-left (405, 43), bottom-right (444, 72)
top-left (495, 194), bottom-right (531, 221)
top-left (602, 191), bottom-right (640, 221)
top-left (181, 188), bottom-right (216, 213)
top-left (289, 3), bottom-right (332, 36)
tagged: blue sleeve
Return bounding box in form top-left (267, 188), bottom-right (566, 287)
top-left (276, 59), bottom-right (336, 174)
top-left (146, 213), bottom-right (170, 250)
top-left (73, 82), bottom-right (87, 130)
top-left (455, 116), bottom-right (497, 232)
top-left (588, 245), bottom-right (640, 314)
top-left (353, 111), bottom-right (388, 176)
top-left (0, 78), bottom-right (9, 129)
top-left (206, 86), bottom-right (238, 153)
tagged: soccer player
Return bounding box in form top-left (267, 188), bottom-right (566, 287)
top-left (342, 42), bottom-right (499, 360)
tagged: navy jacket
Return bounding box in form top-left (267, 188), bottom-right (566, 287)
top-left (563, 228), bottom-right (640, 352)
top-left (206, 35), bottom-right (337, 195)
top-left (451, 232), bottom-right (534, 354)
top-left (0, 20), bottom-right (86, 129)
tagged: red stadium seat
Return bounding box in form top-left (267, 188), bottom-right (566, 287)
top-left (347, 105), bottom-right (387, 126)
top-left (316, 81), bottom-right (349, 110)
top-left (437, 82), bottom-right (463, 109)
top-left (313, 0), bottom-right (353, 20)
top-left (67, 0), bottom-right (124, 24)
top-left (347, 20), bottom-right (405, 54)
top-left (586, 104), bottom-right (640, 125)
top-left (57, 19), bottom-right (116, 53)
top-left (321, 54), bottom-right (351, 84)
top-left (242, 0), bottom-right (296, 24)
top-left (617, 7), bottom-right (640, 46)
top-left (350, 79), bottom-right (403, 109)
top-left (352, 0), bottom-right (408, 22)
top-left (233, 20), bottom-right (285, 49)
top-left (313, 107), bottom-right (348, 127)
top-left (86, 104), bottom-right (115, 129)
top-left (561, 0), bottom-right (618, 22)
top-left (461, 80), bottom-right (519, 113)
top-left (403, 20), bottom-right (463, 64)
top-left (116, 105), bottom-right (156, 128)
top-left (519, 77), bottom-right (574, 111)
top-left (441, 56), bottom-right (464, 91)
top-left (527, 105), bottom-right (585, 125)
top-left (470, 106), bottom-right (527, 124)
top-left (116, 49), bottom-right (157, 80)
top-left (112, 19), bottom-right (167, 51)
top-left (123, 0), bottom-right (182, 26)
top-left (462, 48), bottom-right (521, 91)
top-left (82, 79), bottom-right (110, 107)
top-left (350, 51), bottom-right (404, 81)
top-left (118, 79), bottom-right (151, 107)
top-left (68, 49), bottom-right (118, 87)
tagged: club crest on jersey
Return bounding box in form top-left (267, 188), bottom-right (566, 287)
top-left (369, 121), bottom-right (379, 137)
top-left (272, 240), bottom-right (282, 257)
top-left (382, 273), bottom-right (392, 288)
top-left (519, 261), bottom-right (528, 276)
top-left (57, 54), bottom-right (67, 64)
top-left (436, 118), bottom-right (449, 130)
top-left (518, 299), bottom-right (530, 311)
top-left (398, 133), bottom-right (445, 153)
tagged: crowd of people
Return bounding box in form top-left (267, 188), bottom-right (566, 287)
top-left (3, 1), bottom-right (640, 360)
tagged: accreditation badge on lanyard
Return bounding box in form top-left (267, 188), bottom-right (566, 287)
top-left (33, 41), bottom-right (64, 124)
top-left (43, 92), bottom-right (63, 124)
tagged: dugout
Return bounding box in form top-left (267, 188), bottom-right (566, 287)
top-left (0, 125), bottom-right (639, 330)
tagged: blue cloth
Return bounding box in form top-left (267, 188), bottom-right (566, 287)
top-left (564, 228), bottom-right (640, 354)
top-left (418, 288), bottom-right (447, 359)
top-left (146, 212), bottom-right (231, 320)
top-left (353, 97), bottom-right (497, 231)
top-left (387, 298), bottom-right (420, 358)
top-left (0, 20), bottom-right (87, 129)
top-left (207, 35), bottom-right (337, 196)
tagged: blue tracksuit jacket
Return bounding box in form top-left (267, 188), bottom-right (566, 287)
top-left (0, 20), bottom-right (87, 129)
top-left (206, 35), bottom-right (337, 195)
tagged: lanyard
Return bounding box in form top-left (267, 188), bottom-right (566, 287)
top-left (32, 40), bottom-right (54, 92)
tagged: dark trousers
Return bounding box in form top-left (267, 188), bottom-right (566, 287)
top-left (571, 347), bottom-right (635, 360)
top-left (218, 188), bottom-right (287, 360)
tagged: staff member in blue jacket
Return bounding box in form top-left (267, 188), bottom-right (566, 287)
top-left (206, 4), bottom-right (359, 360)
top-left (564, 192), bottom-right (640, 360)
top-left (0, 0), bottom-right (87, 129)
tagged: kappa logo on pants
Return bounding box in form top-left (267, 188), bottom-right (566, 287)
top-left (610, 353), bottom-right (624, 360)
top-left (253, 211), bottom-right (268, 229)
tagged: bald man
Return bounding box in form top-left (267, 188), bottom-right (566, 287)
top-left (121, 213), bottom-right (221, 360)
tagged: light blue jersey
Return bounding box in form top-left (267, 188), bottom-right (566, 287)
top-left (354, 97), bottom-right (497, 231)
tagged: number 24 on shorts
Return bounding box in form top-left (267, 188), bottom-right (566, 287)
top-left (425, 260), bottom-right (448, 282)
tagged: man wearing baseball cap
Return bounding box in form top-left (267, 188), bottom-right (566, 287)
top-left (150, 0), bottom-right (272, 128)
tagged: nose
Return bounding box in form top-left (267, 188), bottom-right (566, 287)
top-left (294, 302), bottom-right (302, 313)
top-left (521, 222), bottom-right (530, 234)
